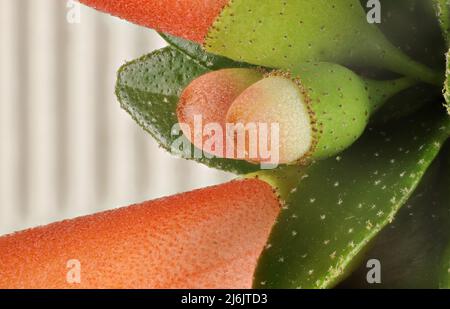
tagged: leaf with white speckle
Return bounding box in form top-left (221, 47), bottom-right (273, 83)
top-left (253, 109), bottom-right (450, 289)
top-left (340, 145), bottom-right (450, 288)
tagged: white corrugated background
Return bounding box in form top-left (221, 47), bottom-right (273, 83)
top-left (0, 0), bottom-right (233, 235)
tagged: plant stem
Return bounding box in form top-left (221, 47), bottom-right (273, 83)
top-left (364, 77), bottom-right (419, 114)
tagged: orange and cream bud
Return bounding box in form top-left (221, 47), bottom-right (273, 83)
top-left (177, 68), bottom-right (263, 158)
top-left (177, 69), bottom-right (311, 165)
top-left (226, 76), bottom-right (313, 165)
top-left (176, 62), bottom-right (414, 166)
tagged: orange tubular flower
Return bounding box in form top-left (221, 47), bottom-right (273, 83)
top-left (78, 0), bottom-right (229, 43)
top-left (0, 179), bottom-right (280, 288)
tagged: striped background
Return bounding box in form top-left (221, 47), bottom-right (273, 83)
top-left (0, 0), bottom-right (232, 235)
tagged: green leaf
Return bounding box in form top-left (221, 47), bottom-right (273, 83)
top-left (338, 146), bottom-right (450, 288)
top-left (115, 47), bottom-right (259, 174)
top-left (160, 33), bottom-right (253, 70)
top-left (433, 0), bottom-right (450, 45)
top-left (253, 109), bottom-right (450, 289)
top-left (441, 247), bottom-right (450, 288)
top-left (376, 0), bottom-right (446, 70)
top-left (445, 49), bottom-right (450, 114)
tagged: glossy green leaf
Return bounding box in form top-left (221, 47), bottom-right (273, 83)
top-left (253, 109), bottom-right (450, 289)
top-left (338, 146), bottom-right (450, 288)
top-left (115, 47), bottom-right (259, 174)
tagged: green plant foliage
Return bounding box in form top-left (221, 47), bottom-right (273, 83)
top-left (441, 249), bottom-right (450, 288)
top-left (165, 34), bottom-right (443, 126)
top-left (205, 0), bottom-right (441, 85)
top-left (433, 0), bottom-right (450, 45)
top-left (374, 0), bottom-right (446, 70)
top-left (159, 33), bottom-right (252, 70)
top-left (445, 49), bottom-right (450, 113)
top-left (285, 63), bottom-right (416, 161)
top-left (338, 147), bottom-right (450, 288)
top-left (253, 109), bottom-right (450, 288)
top-left (115, 47), bottom-right (259, 174)
top-left (114, 2), bottom-right (450, 290)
